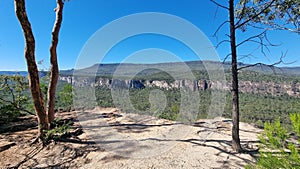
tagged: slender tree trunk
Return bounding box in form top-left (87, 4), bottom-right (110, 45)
top-left (229, 0), bottom-right (243, 153)
top-left (47, 0), bottom-right (64, 124)
top-left (14, 0), bottom-right (49, 138)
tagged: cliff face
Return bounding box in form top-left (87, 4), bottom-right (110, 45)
top-left (238, 81), bottom-right (300, 97)
top-left (59, 76), bottom-right (300, 97)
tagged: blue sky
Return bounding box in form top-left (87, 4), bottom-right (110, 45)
top-left (0, 0), bottom-right (299, 71)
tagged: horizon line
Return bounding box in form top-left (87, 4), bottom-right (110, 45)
top-left (1, 60), bottom-right (299, 71)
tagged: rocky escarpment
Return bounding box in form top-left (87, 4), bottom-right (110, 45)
top-left (59, 76), bottom-right (300, 97)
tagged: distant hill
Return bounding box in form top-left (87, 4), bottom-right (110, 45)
top-left (2, 61), bottom-right (300, 77)
top-left (0, 71), bottom-right (47, 77)
top-left (276, 66), bottom-right (300, 75)
top-left (0, 71), bottom-right (28, 76)
top-left (60, 60), bottom-right (300, 77)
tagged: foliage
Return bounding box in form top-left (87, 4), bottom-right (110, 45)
top-left (40, 78), bottom-right (74, 112)
top-left (247, 113), bottom-right (300, 168)
top-left (236, 0), bottom-right (300, 33)
top-left (93, 86), bottom-right (214, 121)
top-left (95, 86), bottom-right (114, 107)
top-left (92, 84), bottom-right (300, 124)
top-left (157, 103), bottom-right (179, 121)
top-left (40, 75), bottom-right (49, 100)
top-left (229, 93), bottom-right (300, 128)
top-left (68, 71), bottom-right (299, 122)
top-left (45, 118), bottom-right (71, 140)
top-left (56, 83), bottom-right (73, 110)
top-left (259, 119), bottom-right (288, 148)
top-left (72, 85), bottom-right (97, 109)
top-left (290, 113), bottom-right (300, 136)
top-left (237, 70), bottom-right (300, 83)
top-left (0, 75), bottom-right (33, 123)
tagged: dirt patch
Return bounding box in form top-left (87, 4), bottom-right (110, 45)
top-left (0, 112), bottom-right (102, 168)
top-left (0, 108), bottom-right (262, 168)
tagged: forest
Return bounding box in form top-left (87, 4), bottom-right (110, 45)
top-left (2, 68), bottom-right (299, 129)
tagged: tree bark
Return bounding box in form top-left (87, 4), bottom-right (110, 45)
top-left (229, 0), bottom-right (243, 153)
top-left (47, 0), bottom-right (64, 124)
top-left (14, 0), bottom-right (48, 138)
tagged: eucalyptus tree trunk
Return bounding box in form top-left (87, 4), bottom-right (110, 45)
top-left (229, 0), bottom-right (243, 153)
top-left (47, 0), bottom-right (64, 124)
top-left (14, 0), bottom-right (49, 138)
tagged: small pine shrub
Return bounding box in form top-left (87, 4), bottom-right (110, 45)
top-left (249, 114), bottom-right (300, 169)
top-left (290, 113), bottom-right (300, 136)
top-left (259, 119), bottom-right (288, 149)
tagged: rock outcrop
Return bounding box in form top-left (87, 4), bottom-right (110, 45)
top-left (59, 76), bottom-right (300, 97)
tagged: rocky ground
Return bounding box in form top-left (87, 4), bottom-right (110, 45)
top-left (0, 108), bottom-right (262, 169)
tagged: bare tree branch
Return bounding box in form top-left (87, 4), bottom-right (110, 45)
top-left (215, 39), bottom-right (231, 48)
top-left (238, 53), bottom-right (255, 61)
top-left (237, 29), bottom-right (281, 64)
top-left (222, 53), bottom-right (232, 63)
top-left (272, 22), bottom-right (300, 34)
top-left (249, 20), bottom-right (299, 34)
top-left (236, 30), bottom-right (266, 47)
top-left (210, 0), bottom-right (229, 10)
top-left (213, 21), bottom-right (230, 37)
top-left (237, 52), bottom-right (287, 71)
top-left (213, 4), bottom-right (219, 22)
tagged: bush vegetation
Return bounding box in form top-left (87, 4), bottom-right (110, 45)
top-left (45, 118), bottom-right (72, 140)
top-left (93, 86), bottom-right (300, 127)
top-left (0, 75), bottom-right (75, 124)
top-left (246, 113), bottom-right (300, 169)
top-left (0, 75), bottom-right (33, 123)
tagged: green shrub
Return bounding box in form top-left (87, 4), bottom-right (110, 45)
top-left (0, 75), bottom-right (32, 123)
top-left (290, 113), bottom-right (300, 136)
top-left (57, 84), bottom-right (73, 110)
top-left (157, 104), bottom-right (179, 121)
top-left (45, 118), bottom-right (71, 140)
top-left (249, 113), bottom-right (300, 169)
top-left (259, 119), bottom-right (288, 149)
top-left (0, 105), bottom-right (21, 123)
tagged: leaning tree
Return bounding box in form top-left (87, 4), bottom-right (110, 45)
top-left (14, 0), bottom-right (64, 142)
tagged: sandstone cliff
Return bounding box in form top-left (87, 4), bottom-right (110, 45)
top-left (59, 76), bottom-right (300, 97)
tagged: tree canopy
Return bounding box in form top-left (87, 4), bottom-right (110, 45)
top-left (236, 0), bottom-right (300, 33)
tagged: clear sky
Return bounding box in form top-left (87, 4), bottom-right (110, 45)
top-left (0, 0), bottom-right (299, 71)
